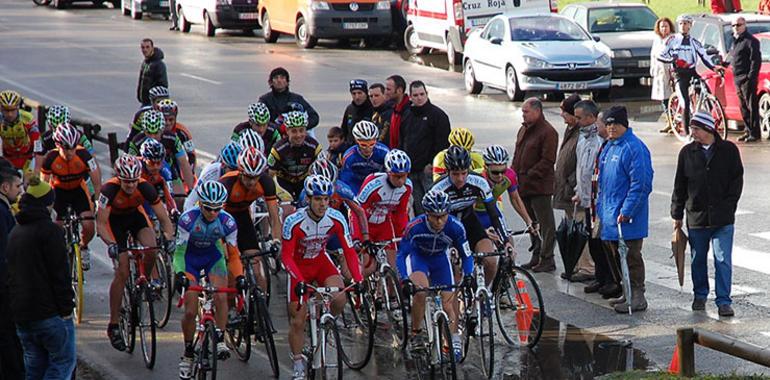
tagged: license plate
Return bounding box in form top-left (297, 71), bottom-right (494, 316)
top-left (239, 12), bottom-right (257, 20)
top-left (638, 60), bottom-right (651, 68)
top-left (558, 82), bottom-right (588, 90)
top-left (159, 0), bottom-right (168, 6)
top-left (343, 22), bottom-right (368, 30)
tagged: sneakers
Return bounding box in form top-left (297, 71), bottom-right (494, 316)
top-left (179, 355), bottom-right (193, 379)
top-left (410, 330), bottom-right (428, 350)
top-left (691, 298), bottom-right (706, 311)
top-left (107, 324), bottom-right (126, 352)
top-left (531, 260), bottom-right (556, 273)
top-left (390, 307), bottom-right (403, 323)
top-left (227, 309), bottom-right (241, 326)
top-left (292, 355), bottom-right (306, 380)
top-left (452, 335), bottom-right (462, 362)
top-left (80, 247), bottom-right (91, 271)
top-left (216, 330), bottom-right (230, 360)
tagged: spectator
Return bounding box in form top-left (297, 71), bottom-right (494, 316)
top-left (136, 38), bottom-right (168, 106)
top-left (512, 98), bottom-right (558, 273)
top-left (651, 17), bottom-right (676, 134)
top-left (340, 79), bottom-right (374, 143)
top-left (258, 67), bottom-right (320, 133)
top-left (368, 83), bottom-right (392, 142)
top-left (168, 0), bottom-right (179, 31)
top-left (383, 75), bottom-right (410, 149)
top-left (399, 81), bottom-right (451, 214)
top-left (723, 17), bottom-right (761, 142)
top-left (324, 127), bottom-right (350, 168)
top-left (0, 167), bottom-right (22, 380)
top-left (7, 178), bottom-right (76, 378)
top-left (596, 106), bottom-right (653, 313)
top-left (671, 111), bottom-right (743, 317)
top-left (711, 0), bottom-right (742, 13)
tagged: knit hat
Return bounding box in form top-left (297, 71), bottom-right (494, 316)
top-left (20, 177), bottom-right (55, 208)
top-left (349, 79), bottom-right (368, 93)
top-left (690, 111), bottom-right (717, 135)
top-left (560, 93), bottom-right (582, 116)
top-left (602, 106), bottom-right (629, 128)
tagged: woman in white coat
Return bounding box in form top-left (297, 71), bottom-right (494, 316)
top-left (651, 17), bottom-right (676, 133)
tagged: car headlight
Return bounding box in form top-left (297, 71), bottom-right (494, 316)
top-left (611, 49), bottom-right (632, 58)
top-left (594, 54), bottom-right (611, 67)
top-left (523, 56), bottom-right (553, 69)
top-left (310, 0), bottom-right (330, 10)
top-left (376, 0), bottom-right (390, 10)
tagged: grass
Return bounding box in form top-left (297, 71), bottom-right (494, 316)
top-left (599, 370), bottom-right (770, 379)
top-left (557, 0), bottom-right (763, 21)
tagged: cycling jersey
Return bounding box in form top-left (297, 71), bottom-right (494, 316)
top-left (98, 177), bottom-right (160, 215)
top-left (127, 105), bottom-right (152, 142)
top-left (128, 132), bottom-right (186, 177)
top-left (657, 34), bottom-right (716, 71)
top-left (339, 143), bottom-right (389, 192)
top-left (141, 162), bottom-right (175, 213)
top-left (218, 171), bottom-right (277, 214)
top-left (183, 161), bottom-right (228, 211)
top-left (231, 121), bottom-right (281, 157)
top-left (396, 214), bottom-right (473, 286)
top-left (432, 149), bottom-right (485, 181)
top-left (475, 168), bottom-right (518, 228)
top-left (267, 136), bottom-right (322, 184)
top-left (351, 173), bottom-right (411, 242)
top-left (167, 122), bottom-right (196, 169)
top-left (173, 207), bottom-right (238, 281)
top-left (35, 129), bottom-right (94, 156)
top-left (0, 109), bottom-right (40, 170)
top-left (40, 148), bottom-right (96, 191)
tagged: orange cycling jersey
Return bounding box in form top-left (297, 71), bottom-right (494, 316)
top-left (0, 110), bottom-right (40, 169)
top-left (169, 122), bottom-right (196, 168)
top-left (141, 165), bottom-right (175, 212)
top-left (40, 148), bottom-right (95, 191)
top-left (98, 177), bottom-right (160, 214)
top-left (218, 171), bottom-right (277, 213)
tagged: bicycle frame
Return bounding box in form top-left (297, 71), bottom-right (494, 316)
top-left (366, 239), bottom-right (401, 311)
top-left (300, 284), bottom-right (355, 370)
top-left (413, 286), bottom-right (456, 365)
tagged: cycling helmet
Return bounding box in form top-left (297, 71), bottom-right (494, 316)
top-left (286, 102), bottom-right (305, 112)
top-left (676, 15), bottom-right (693, 24)
top-left (142, 110), bottom-right (165, 134)
top-left (247, 102), bottom-right (271, 125)
top-left (444, 145), bottom-right (471, 171)
top-left (219, 142), bottom-right (242, 170)
top-left (148, 86), bottom-right (170, 103)
top-left (238, 128), bottom-right (265, 152)
top-left (448, 128), bottom-right (475, 150)
top-left (196, 181), bottom-right (228, 208)
top-left (52, 123), bottom-right (81, 149)
top-left (309, 159), bottom-right (339, 182)
top-left (482, 145), bottom-right (511, 166)
top-left (422, 190), bottom-right (450, 215)
top-left (114, 154), bottom-right (142, 180)
top-left (0, 90), bottom-right (22, 110)
top-left (284, 111), bottom-right (308, 129)
top-left (304, 175), bottom-right (334, 197)
top-left (46, 105), bottom-right (71, 129)
top-left (237, 147), bottom-right (268, 176)
top-left (384, 149), bottom-right (411, 174)
top-left (156, 99), bottom-right (178, 116)
top-left (140, 138), bottom-right (166, 161)
top-left (352, 120), bottom-right (379, 141)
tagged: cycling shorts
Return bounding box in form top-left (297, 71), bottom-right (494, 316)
top-left (401, 251), bottom-right (455, 288)
top-left (461, 211), bottom-right (489, 249)
top-left (231, 210), bottom-right (259, 252)
top-left (287, 253), bottom-right (341, 303)
top-left (107, 210), bottom-right (152, 250)
top-left (181, 248), bottom-right (228, 282)
top-left (53, 186), bottom-right (93, 217)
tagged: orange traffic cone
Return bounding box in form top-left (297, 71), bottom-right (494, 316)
top-left (668, 345), bottom-right (679, 374)
top-left (515, 279), bottom-right (534, 343)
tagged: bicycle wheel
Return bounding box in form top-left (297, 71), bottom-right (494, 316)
top-left (339, 289), bottom-right (375, 370)
top-left (381, 267), bottom-right (408, 350)
top-left (122, 278), bottom-right (137, 354)
top-left (138, 287), bottom-right (157, 369)
top-left (495, 266), bottom-right (545, 348)
top-left (197, 320), bottom-right (218, 380)
top-left (256, 294), bottom-right (279, 377)
top-left (477, 292), bottom-right (495, 379)
top-left (430, 313), bottom-right (457, 380)
top-left (320, 319), bottom-right (344, 380)
top-left (702, 94), bottom-right (728, 140)
top-left (227, 287), bottom-right (251, 362)
top-left (153, 253), bottom-right (173, 328)
top-left (667, 93), bottom-right (692, 143)
top-left (71, 243), bottom-right (84, 324)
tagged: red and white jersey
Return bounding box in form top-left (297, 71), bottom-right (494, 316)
top-left (356, 173), bottom-right (412, 231)
top-left (280, 207), bottom-right (363, 282)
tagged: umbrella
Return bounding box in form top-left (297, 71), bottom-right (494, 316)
top-left (617, 223), bottom-right (633, 315)
top-left (671, 227), bottom-right (688, 288)
top-left (556, 208), bottom-right (590, 279)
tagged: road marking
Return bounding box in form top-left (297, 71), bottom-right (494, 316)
top-left (750, 231), bottom-right (770, 241)
top-left (651, 189), bottom-right (753, 215)
top-left (179, 73), bottom-right (222, 85)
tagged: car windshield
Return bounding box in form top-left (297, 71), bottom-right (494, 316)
top-left (509, 16), bottom-right (589, 42)
top-left (723, 22), bottom-right (770, 51)
top-left (587, 7), bottom-right (657, 33)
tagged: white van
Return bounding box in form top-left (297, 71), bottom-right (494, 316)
top-left (404, 0), bottom-right (557, 65)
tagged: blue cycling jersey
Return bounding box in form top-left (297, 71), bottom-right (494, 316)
top-left (396, 214), bottom-right (473, 282)
top-left (173, 207), bottom-right (238, 279)
top-left (339, 142), bottom-right (389, 192)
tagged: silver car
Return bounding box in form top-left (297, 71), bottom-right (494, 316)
top-left (463, 13), bottom-right (612, 101)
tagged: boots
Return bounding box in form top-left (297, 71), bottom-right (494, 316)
top-left (613, 288), bottom-right (647, 313)
top-left (521, 255), bottom-right (540, 270)
top-left (532, 258), bottom-right (556, 273)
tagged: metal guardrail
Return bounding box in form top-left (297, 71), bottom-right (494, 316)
top-left (676, 327), bottom-right (770, 377)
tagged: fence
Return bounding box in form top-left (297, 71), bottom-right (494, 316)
top-left (675, 327), bottom-right (770, 377)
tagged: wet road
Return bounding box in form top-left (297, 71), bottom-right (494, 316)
top-left (3, 0), bottom-right (770, 378)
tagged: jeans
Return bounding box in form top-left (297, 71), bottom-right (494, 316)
top-left (16, 316), bottom-right (76, 380)
top-left (688, 224), bottom-right (734, 306)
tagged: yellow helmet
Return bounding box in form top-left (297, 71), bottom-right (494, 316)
top-left (0, 90), bottom-right (22, 110)
top-left (448, 128), bottom-right (475, 150)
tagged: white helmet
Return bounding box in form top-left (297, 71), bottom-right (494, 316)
top-left (352, 120), bottom-right (379, 141)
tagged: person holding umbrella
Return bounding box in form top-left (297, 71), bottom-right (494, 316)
top-left (596, 106), bottom-right (654, 313)
top-left (671, 111), bottom-right (743, 317)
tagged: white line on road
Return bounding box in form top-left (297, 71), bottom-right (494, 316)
top-left (651, 189), bottom-right (753, 215)
top-left (750, 231), bottom-right (770, 241)
top-left (179, 73), bottom-right (223, 85)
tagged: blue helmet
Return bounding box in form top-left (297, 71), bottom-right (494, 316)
top-left (140, 138), bottom-right (166, 161)
top-left (220, 142), bottom-right (242, 169)
top-left (304, 175), bottom-right (334, 197)
top-left (197, 181), bottom-right (228, 208)
top-left (385, 149), bottom-right (411, 173)
top-left (422, 190), bottom-right (450, 214)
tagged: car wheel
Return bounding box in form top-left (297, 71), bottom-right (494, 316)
top-left (121, 0), bottom-right (130, 15)
top-left (404, 24), bottom-right (426, 55)
top-left (262, 12), bottom-right (279, 43)
top-left (464, 60), bottom-right (483, 95)
top-left (32, 0), bottom-right (52, 6)
top-left (760, 93), bottom-right (770, 139)
top-left (446, 39), bottom-right (461, 67)
top-left (295, 16), bottom-right (317, 49)
top-left (54, 0), bottom-right (68, 9)
top-left (204, 11), bottom-right (216, 37)
top-left (131, 1), bottom-right (142, 19)
top-left (179, 6), bottom-right (191, 33)
top-left (505, 66), bottom-right (524, 102)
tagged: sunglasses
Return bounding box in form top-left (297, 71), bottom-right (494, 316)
top-left (488, 169), bottom-right (507, 176)
top-left (120, 178), bottom-right (139, 184)
top-left (202, 205), bottom-right (223, 213)
top-left (356, 139), bottom-right (377, 148)
top-left (732, 23), bottom-right (745, 27)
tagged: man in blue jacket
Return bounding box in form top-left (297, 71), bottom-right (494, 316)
top-left (596, 106), bottom-right (653, 313)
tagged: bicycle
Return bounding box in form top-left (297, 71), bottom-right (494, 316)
top-left (225, 247), bottom-right (279, 377)
top-left (360, 239), bottom-right (408, 350)
top-left (252, 200), bottom-right (282, 277)
top-left (116, 245), bottom-right (159, 369)
top-left (178, 273), bottom-right (239, 380)
top-left (667, 71), bottom-right (727, 143)
top-left (150, 210), bottom-right (178, 329)
top-left (404, 284), bottom-right (459, 380)
top-left (60, 205), bottom-right (92, 324)
top-left (337, 279), bottom-right (376, 371)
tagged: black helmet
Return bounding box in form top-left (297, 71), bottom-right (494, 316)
top-left (444, 145), bottom-right (471, 171)
top-left (269, 67), bottom-right (290, 81)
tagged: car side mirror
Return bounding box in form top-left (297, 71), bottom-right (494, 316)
top-left (592, 35), bottom-right (601, 42)
top-left (490, 37), bottom-right (503, 45)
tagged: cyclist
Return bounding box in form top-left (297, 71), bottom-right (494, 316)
top-left (40, 123), bottom-right (102, 271)
top-left (34, 105), bottom-right (96, 177)
top-left (174, 181), bottom-right (244, 378)
top-left (183, 142), bottom-right (241, 211)
top-left (397, 189), bottom-right (473, 361)
top-left (236, 128), bottom-right (265, 153)
top-left (282, 175), bottom-right (363, 380)
top-left (432, 128), bottom-right (485, 181)
top-left (219, 147), bottom-right (281, 294)
top-left (267, 111), bottom-right (322, 201)
top-left (96, 155), bottom-right (175, 352)
top-left (0, 90), bottom-right (40, 176)
top-left (353, 149), bottom-right (412, 273)
top-left (339, 120), bottom-right (389, 192)
top-left (232, 102), bottom-right (281, 157)
top-left (139, 139), bottom-right (176, 214)
top-left (430, 146), bottom-right (512, 284)
top-left (128, 85), bottom-right (169, 143)
top-left (157, 99), bottom-right (196, 171)
top-left (477, 145), bottom-right (535, 237)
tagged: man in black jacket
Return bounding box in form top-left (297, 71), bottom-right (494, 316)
top-left (399, 81), bottom-right (451, 214)
top-left (671, 111), bottom-right (743, 317)
top-left (368, 83), bottom-right (392, 142)
top-left (0, 168), bottom-right (22, 380)
top-left (340, 79), bottom-right (374, 143)
top-left (727, 17), bottom-right (761, 141)
top-left (8, 178), bottom-right (76, 378)
top-left (258, 67), bottom-right (320, 134)
top-left (137, 39), bottom-right (169, 106)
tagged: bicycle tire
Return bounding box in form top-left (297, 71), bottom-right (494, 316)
top-left (340, 289), bottom-right (375, 370)
top-left (477, 292), bottom-right (494, 379)
top-left (321, 320), bottom-right (344, 380)
top-left (153, 253), bottom-right (173, 328)
top-left (197, 320), bottom-right (218, 380)
top-left (381, 266), bottom-right (408, 350)
top-left (431, 313), bottom-right (457, 380)
top-left (227, 287), bottom-right (251, 362)
top-left (139, 287), bottom-right (157, 369)
top-left (256, 294), bottom-right (279, 377)
top-left (124, 274), bottom-right (137, 353)
top-left (667, 93), bottom-right (692, 144)
top-left (495, 266), bottom-right (545, 348)
top-left (71, 243), bottom-right (84, 324)
top-left (702, 94), bottom-right (728, 140)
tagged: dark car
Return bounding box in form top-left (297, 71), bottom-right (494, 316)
top-left (561, 2), bottom-right (658, 85)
